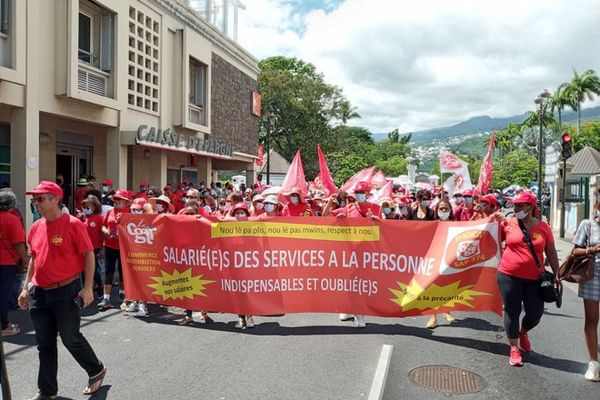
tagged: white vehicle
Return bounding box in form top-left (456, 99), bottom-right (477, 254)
top-left (231, 175), bottom-right (246, 189)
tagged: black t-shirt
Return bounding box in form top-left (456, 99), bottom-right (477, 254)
top-left (405, 206), bottom-right (435, 221)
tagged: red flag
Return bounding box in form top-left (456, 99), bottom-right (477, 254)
top-left (371, 170), bottom-right (387, 189)
top-left (281, 150), bottom-right (308, 196)
top-left (317, 144), bottom-right (337, 197)
top-left (369, 180), bottom-right (394, 204)
top-left (340, 166), bottom-right (376, 193)
top-left (474, 131), bottom-right (495, 196)
top-left (256, 144), bottom-right (264, 167)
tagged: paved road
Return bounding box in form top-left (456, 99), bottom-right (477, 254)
top-left (3, 236), bottom-right (599, 400)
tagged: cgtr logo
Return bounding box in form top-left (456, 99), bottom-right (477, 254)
top-left (126, 220), bottom-right (157, 244)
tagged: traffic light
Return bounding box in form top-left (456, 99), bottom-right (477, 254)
top-left (561, 133), bottom-right (572, 159)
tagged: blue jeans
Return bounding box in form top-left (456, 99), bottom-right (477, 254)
top-left (0, 265), bottom-right (17, 330)
top-left (29, 279), bottom-right (104, 396)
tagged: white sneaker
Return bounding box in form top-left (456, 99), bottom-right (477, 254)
top-left (120, 300), bottom-right (129, 311)
top-left (339, 313), bottom-right (354, 321)
top-left (355, 315), bottom-right (366, 328)
top-left (584, 361), bottom-right (600, 381)
top-left (132, 304), bottom-right (148, 317)
top-left (246, 316), bottom-right (255, 328)
top-left (125, 301), bottom-right (138, 313)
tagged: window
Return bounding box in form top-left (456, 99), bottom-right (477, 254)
top-left (0, 0), bottom-right (11, 68)
top-left (77, 1), bottom-right (112, 72)
top-left (189, 58), bottom-right (207, 125)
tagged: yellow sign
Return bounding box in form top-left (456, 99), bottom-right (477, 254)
top-left (210, 221), bottom-right (380, 242)
top-left (148, 269), bottom-right (215, 301)
top-left (389, 280), bottom-right (490, 311)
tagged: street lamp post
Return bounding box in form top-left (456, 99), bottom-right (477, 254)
top-left (265, 114), bottom-right (276, 185)
top-left (534, 90), bottom-right (551, 203)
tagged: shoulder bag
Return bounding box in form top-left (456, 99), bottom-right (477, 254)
top-left (518, 220), bottom-right (561, 307)
top-left (558, 219), bottom-right (594, 283)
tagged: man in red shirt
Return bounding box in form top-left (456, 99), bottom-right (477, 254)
top-left (18, 181), bottom-right (106, 398)
top-left (454, 189), bottom-right (476, 221)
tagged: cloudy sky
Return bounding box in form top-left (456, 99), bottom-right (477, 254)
top-left (235, 0), bottom-right (600, 133)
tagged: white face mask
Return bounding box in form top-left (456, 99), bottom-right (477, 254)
top-left (264, 204), bottom-right (276, 213)
top-left (102, 186), bottom-right (109, 193)
top-left (438, 211), bottom-right (450, 221)
top-left (155, 204), bottom-right (165, 212)
top-left (515, 210), bottom-right (528, 220)
top-left (421, 200), bottom-right (431, 207)
top-left (255, 203), bottom-right (264, 210)
top-left (290, 196), bottom-right (300, 205)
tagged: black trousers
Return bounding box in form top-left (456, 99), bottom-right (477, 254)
top-left (103, 246), bottom-right (122, 288)
top-left (29, 279), bottom-right (103, 396)
top-left (497, 271), bottom-right (545, 340)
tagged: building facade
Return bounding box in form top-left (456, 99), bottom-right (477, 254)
top-left (0, 0), bottom-right (260, 226)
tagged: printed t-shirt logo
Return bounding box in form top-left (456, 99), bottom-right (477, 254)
top-left (51, 235), bottom-right (64, 246)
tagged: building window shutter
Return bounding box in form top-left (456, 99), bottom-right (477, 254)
top-left (196, 65), bottom-right (205, 107)
top-left (0, 0), bottom-right (9, 34)
top-left (100, 14), bottom-right (112, 71)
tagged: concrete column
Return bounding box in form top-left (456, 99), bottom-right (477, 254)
top-left (197, 156), bottom-right (212, 186)
top-left (11, 108), bottom-right (39, 229)
top-left (245, 168), bottom-right (255, 188)
top-left (106, 128), bottom-right (127, 189)
top-left (12, 0), bottom-right (41, 229)
top-left (148, 149), bottom-right (167, 188)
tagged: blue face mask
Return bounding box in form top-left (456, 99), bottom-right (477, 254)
top-left (383, 207), bottom-right (392, 215)
top-left (82, 208), bottom-right (93, 216)
top-left (355, 193), bottom-right (367, 203)
top-left (464, 197), bottom-right (473, 204)
top-left (421, 200), bottom-right (431, 207)
top-left (339, 201), bottom-right (346, 208)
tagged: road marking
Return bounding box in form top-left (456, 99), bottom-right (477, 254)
top-left (368, 344), bottom-right (393, 400)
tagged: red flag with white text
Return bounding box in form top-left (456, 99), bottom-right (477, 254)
top-left (474, 132), bottom-right (495, 196)
top-left (369, 180), bottom-right (394, 204)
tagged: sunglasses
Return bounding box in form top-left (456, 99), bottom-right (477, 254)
top-left (31, 195), bottom-right (50, 203)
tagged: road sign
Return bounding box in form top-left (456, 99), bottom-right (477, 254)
top-left (545, 145), bottom-right (559, 183)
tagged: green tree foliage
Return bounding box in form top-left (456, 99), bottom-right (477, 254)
top-left (327, 152), bottom-right (369, 186)
top-left (492, 149), bottom-right (539, 188)
top-left (376, 156), bottom-right (408, 177)
top-left (564, 120), bottom-right (600, 152)
top-left (258, 56), bottom-right (346, 177)
top-left (562, 69), bottom-right (600, 135)
top-left (388, 128), bottom-right (399, 143)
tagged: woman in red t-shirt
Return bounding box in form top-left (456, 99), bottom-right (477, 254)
top-left (79, 196), bottom-right (105, 298)
top-left (496, 191), bottom-right (561, 367)
top-left (98, 190), bottom-right (132, 311)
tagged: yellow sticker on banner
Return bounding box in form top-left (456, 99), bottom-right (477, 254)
top-left (388, 280), bottom-right (490, 311)
top-left (147, 269), bottom-right (215, 300)
top-left (210, 221), bottom-right (380, 241)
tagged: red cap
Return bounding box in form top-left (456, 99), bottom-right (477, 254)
top-left (102, 178), bottom-right (113, 186)
top-left (131, 198), bottom-right (147, 209)
top-left (479, 194), bottom-right (498, 207)
top-left (110, 189), bottom-right (133, 201)
top-left (140, 182), bottom-right (149, 187)
top-left (232, 203), bottom-right (250, 216)
top-left (26, 181), bottom-right (63, 199)
top-left (354, 181), bottom-right (372, 193)
top-left (462, 189), bottom-right (474, 197)
top-left (513, 191), bottom-right (537, 205)
top-left (163, 184), bottom-right (172, 191)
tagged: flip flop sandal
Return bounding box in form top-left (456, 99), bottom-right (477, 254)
top-left (1, 323), bottom-right (21, 337)
top-left (178, 317), bottom-right (194, 326)
top-left (83, 367), bottom-right (107, 395)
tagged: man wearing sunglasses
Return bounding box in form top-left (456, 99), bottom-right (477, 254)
top-left (18, 181), bottom-right (106, 399)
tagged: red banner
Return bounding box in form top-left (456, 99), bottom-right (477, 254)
top-left (281, 150), bottom-right (308, 196)
top-left (118, 215), bottom-right (502, 317)
top-left (317, 144), bottom-right (337, 197)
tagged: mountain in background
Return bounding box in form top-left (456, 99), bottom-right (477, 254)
top-left (371, 106), bottom-right (600, 143)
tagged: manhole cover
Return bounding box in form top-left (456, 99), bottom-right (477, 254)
top-left (408, 365), bottom-right (487, 395)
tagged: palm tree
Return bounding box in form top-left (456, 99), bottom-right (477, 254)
top-left (485, 123), bottom-right (523, 157)
top-left (562, 68), bottom-right (600, 135)
top-left (550, 85), bottom-right (576, 133)
top-left (338, 100), bottom-right (361, 125)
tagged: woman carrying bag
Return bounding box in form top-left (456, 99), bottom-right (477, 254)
top-left (496, 191), bottom-right (561, 366)
top-left (572, 191), bottom-right (600, 381)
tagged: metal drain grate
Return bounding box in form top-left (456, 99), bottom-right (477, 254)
top-left (408, 365), bottom-right (487, 395)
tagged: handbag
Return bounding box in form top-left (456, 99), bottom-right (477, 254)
top-left (558, 220), bottom-right (595, 283)
top-left (518, 220), bottom-right (561, 307)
